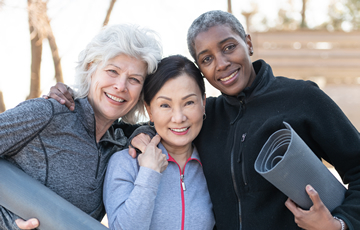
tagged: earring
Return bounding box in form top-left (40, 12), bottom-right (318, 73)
top-left (250, 50), bottom-right (254, 56)
top-left (203, 113), bottom-right (207, 121)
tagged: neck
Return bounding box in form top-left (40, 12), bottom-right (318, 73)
top-left (94, 115), bottom-right (115, 143)
top-left (162, 141), bottom-right (193, 171)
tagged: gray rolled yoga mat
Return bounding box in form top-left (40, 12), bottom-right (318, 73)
top-left (254, 122), bottom-right (346, 211)
top-left (0, 158), bottom-right (108, 230)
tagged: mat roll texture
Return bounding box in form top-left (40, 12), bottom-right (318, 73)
top-left (254, 122), bottom-right (346, 211)
top-left (0, 158), bottom-right (108, 230)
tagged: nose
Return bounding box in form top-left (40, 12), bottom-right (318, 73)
top-left (216, 54), bottom-right (230, 71)
top-left (171, 108), bottom-right (186, 123)
top-left (113, 75), bottom-right (127, 92)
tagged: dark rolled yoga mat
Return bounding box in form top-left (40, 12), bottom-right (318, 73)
top-left (254, 122), bottom-right (346, 211)
top-left (0, 158), bottom-right (108, 230)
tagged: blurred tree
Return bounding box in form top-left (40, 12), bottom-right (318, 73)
top-left (324, 0), bottom-right (360, 31)
top-left (227, 0), bottom-right (232, 14)
top-left (0, 91), bottom-right (5, 113)
top-left (27, 0), bottom-right (44, 99)
top-left (103, 0), bottom-right (117, 26)
top-left (27, 0), bottom-right (63, 100)
top-left (0, 0), bottom-right (4, 112)
top-left (300, 0), bottom-right (307, 28)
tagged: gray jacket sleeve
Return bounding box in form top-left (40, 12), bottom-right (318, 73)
top-left (0, 98), bottom-right (52, 229)
top-left (0, 98), bottom-right (53, 156)
top-left (103, 149), bottom-right (162, 230)
top-left (0, 208), bottom-right (21, 230)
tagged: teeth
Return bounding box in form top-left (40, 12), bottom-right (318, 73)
top-left (220, 70), bottom-right (238, 82)
top-left (171, 127), bottom-right (188, 132)
top-left (106, 93), bottom-right (124, 102)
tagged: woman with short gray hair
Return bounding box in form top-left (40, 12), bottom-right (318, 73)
top-left (0, 23), bottom-right (162, 230)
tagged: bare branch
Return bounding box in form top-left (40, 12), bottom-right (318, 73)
top-left (103, 0), bottom-right (117, 26)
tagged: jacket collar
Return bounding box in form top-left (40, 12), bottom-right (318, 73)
top-left (76, 97), bottom-right (127, 148)
top-left (222, 59), bottom-right (275, 123)
top-left (157, 141), bottom-right (202, 164)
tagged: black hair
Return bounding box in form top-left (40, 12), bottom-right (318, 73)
top-left (144, 55), bottom-right (205, 105)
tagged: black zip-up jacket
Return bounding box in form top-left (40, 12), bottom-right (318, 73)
top-left (193, 59), bottom-right (360, 230)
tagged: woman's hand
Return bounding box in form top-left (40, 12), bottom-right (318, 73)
top-left (138, 135), bottom-right (168, 173)
top-left (129, 133), bottom-right (151, 158)
top-left (43, 82), bottom-right (75, 111)
top-left (15, 218), bottom-right (39, 229)
top-left (285, 184), bottom-right (346, 230)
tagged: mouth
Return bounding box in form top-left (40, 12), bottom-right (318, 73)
top-left (219, 69), bottom-right (239, 82)
top-left (105, 92), bottom-right (125, 103)
top-left (170, 127), bottom-right (190, 135)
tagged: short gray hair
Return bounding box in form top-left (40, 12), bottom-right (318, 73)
top-left (74, 24), bottom-right (163, 124)
top-left (187, 10), bottom-right (246, 61)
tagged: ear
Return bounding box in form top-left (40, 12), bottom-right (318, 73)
top-left (145, 103), bottom-right (154, 122)
top-left (245, 34), bottom-right (254, 56)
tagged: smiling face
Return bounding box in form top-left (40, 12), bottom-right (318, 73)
top-left (194, 25), bottom-right (256, 96)
top-left (146, 74), bottom-right (205, 152)
top-left (88, 54), bottom-right (147, 124)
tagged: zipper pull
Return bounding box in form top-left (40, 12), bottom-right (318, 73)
top-left (181, 174), bottom-right (186, 191)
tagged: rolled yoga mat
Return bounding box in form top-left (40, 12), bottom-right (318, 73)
top-left (0, 158), bottom-right (108, 230)
top-left (254, 122), bottom-right (346, 211)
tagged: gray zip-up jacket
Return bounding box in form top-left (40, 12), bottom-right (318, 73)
top-left (103, 143), bottom-right (215, 230)
top-left (0, 97), bottom-right (128, 229)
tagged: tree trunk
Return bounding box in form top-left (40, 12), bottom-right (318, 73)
top-left (103, 0), bottom-right (117, 26)
top-left (26, 0), bottom-right (42, 100)
top-left (0, 91), bottom-right (5, 113)
top-left (47, 25), bottom-right (63, 83)
top-left (227, 0), bottom-right (232, 14)
top-left (27, 22), bottom-right (43, 100)
top-left (301, 0), bottom-right (307, 28)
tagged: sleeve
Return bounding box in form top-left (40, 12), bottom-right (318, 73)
top-left (128, 125), bottom-right (157, 151)
top-left (0, 98), bottom-right (53, 157)
top-left (0, 98), bottom-right (52, 229)
top-left (300, 82), bottom-right (360, 230)
top-left (0, 207), bottom-right (22, 230)
top-left (112, 120), bottom-right (141, 138)
top-left (103, 150), bottom-right (162, 230)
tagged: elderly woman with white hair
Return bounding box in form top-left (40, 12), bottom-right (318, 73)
top-left (0, 24), bottom-right (162, 230)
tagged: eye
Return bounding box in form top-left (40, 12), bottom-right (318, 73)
top-left (160, 104), bottom-right (170, 108)
top-left (107, 69), bottom-right (118, 77)
top-left (224, 44), bottom-right (236, 53)
top-left (129, 77), bottom-right (141, 84)
top-left (185, 101), bottom-right (194, 106)
top-left (202, 56), bottom-right (212, 64)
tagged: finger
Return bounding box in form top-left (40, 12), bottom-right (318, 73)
top-left (150, 134), bottom-right (161, 146)
top-left (15, 218), bottom-right (39, 229)
top-left (306, 184), bottom-right (323, 209)
top-left (57, 83), bottom-right (75, 108)
top-left (48, 88), bottom-right (75, 111)
top-left (131, 134), bottom-right (151, 153)
top-left (285, 198), bottom-right (302, 216)
top-left (128, 145), bottom-right (138, 158)
top-left (42, 95), bottom-right (49, 99)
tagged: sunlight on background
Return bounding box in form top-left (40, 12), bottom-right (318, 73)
top-left (0, 0), bottom-right (338, 109)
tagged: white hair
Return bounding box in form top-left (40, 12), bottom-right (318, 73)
top-left (73, 24), bottom-right (163, 124)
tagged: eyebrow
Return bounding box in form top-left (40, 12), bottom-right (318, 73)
top-left (108, 64), bottom-right (145, 77)
top-left (196, 36), bottom-right (236, 61)
top-left (156, 93), bottom-right (197, 101)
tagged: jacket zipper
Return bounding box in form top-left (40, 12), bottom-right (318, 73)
top-left (231, 129), bottom-right (242, 230)
top-left (92, 115), bottom-right (101, 179)
top-left (240, 133), bottom-right (247, 186)
top-left (95, 148), bottom-right (101, 179)
top-left (168, 156), bottom-right (198, 230)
